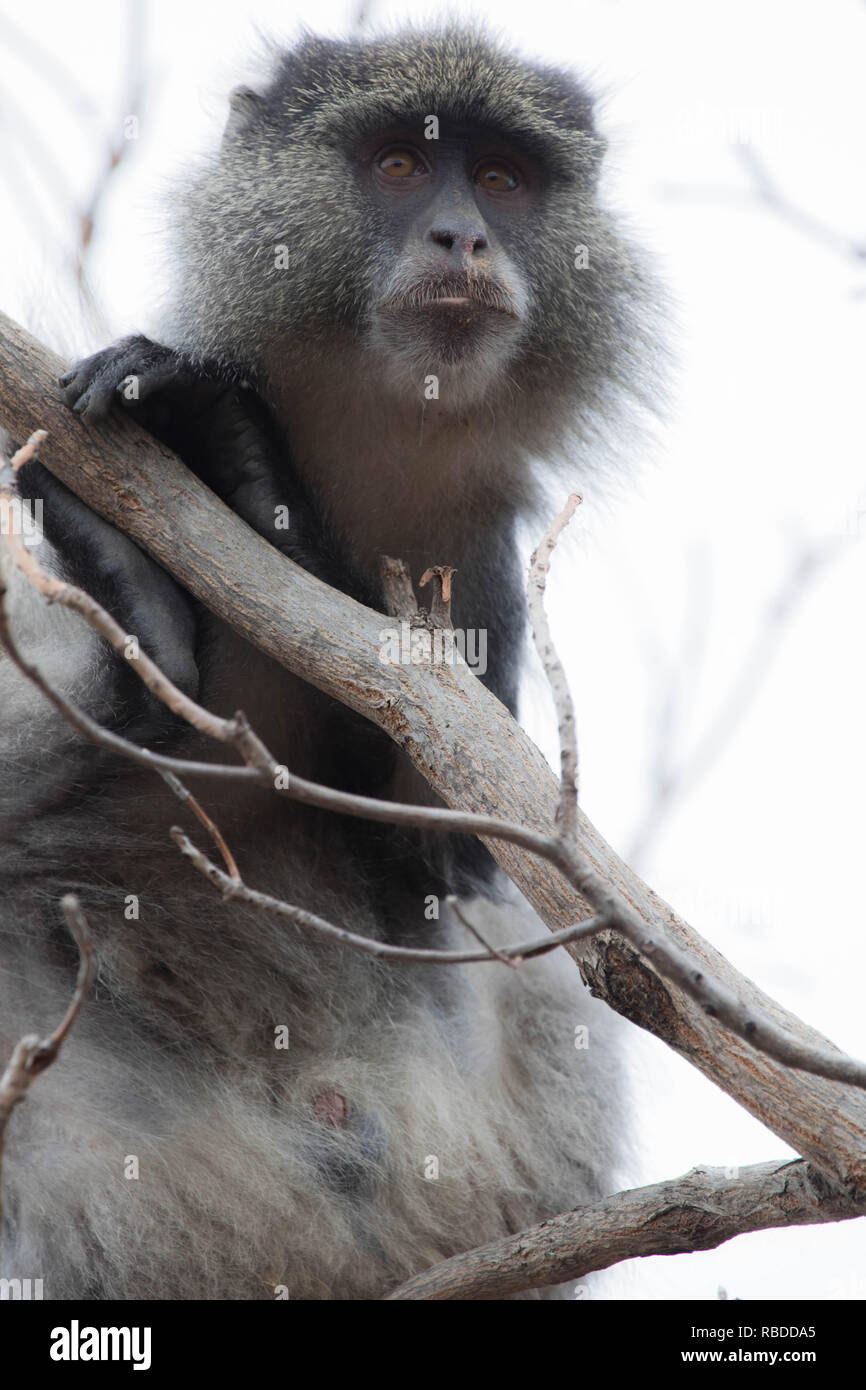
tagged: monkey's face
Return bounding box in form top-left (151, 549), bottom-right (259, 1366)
top-left (359, 126), bottom-right (534, 401)
top-left (177, 31), bottom-right (649, 435)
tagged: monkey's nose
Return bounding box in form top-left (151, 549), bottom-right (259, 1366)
top-left (428, 227), bottom-right (489, 256)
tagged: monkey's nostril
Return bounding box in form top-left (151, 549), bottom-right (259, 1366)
top-left (428, 228), bottom-right (489, 257)
top-left (429, 228), bottom-right (455, 250)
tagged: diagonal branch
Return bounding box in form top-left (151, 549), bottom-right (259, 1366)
top-left (387, 1159), bottom-right (860, 1300)
top-left (1, 310), bottom-right (865, 1199)
top-left (4, 473), bottom-right (865, 1088)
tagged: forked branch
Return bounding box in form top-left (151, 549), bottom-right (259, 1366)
top-left (1, 310), bottom-right (865, 1211)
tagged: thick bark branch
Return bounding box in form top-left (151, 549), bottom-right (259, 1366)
top-left (387, 1160), bottom-right (859, 1300)
top-left (5, 501), bottom-right (861, 1081)
top-left (2, 310), bottom-right (865, 1198)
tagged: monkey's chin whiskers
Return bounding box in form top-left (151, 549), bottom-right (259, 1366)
top-left (373, 286), bottom-right (524, 385)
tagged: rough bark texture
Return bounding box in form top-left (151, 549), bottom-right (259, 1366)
top-left (388, 1160), bottom-right (856, 1299)
top-left (2, 310), bottom-right (865, 1199)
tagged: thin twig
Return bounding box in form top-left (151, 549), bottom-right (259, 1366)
top-left (0, 895), bottom-right (94, 1222)
top-left (630, 532), bottom-right (853, 865)
top-left (528, 493), bottom-right (582, 843)
top-left (446, 895), bottom-right (517, 967)
top-left (160, 771), bottom-right (241, 881)
top-left (173, 828), bottom-right (608, 965)
top-left (660, 143), bottom-right (866, 264)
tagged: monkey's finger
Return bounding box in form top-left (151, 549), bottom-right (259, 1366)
top-left (60, 352), bottom-right (138, 419)
top-left (59, 335), bottom-right (168, 420)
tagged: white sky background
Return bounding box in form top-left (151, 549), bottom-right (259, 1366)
top-left (1, 0), bottom-right (865, 1298)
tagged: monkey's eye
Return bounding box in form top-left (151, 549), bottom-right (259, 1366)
top-left (376, 147), bottom-right (426, 179)
top-left (475, 160), bottom-right (519, 193)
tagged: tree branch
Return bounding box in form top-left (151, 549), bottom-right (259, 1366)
top-left (2, 310), bottom-right (865, 1200)
top-left (5, 482), bottom-right (865, 1089)
top-left (528, 491), bottom-right (582, 842)
top-left (0, 895), bottom-right (94, 1224)
top-left (387, 1158), bottom-right (859, 1300)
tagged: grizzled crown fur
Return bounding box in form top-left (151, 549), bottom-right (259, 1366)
top-left (231, 28), bottom-right (603, 176)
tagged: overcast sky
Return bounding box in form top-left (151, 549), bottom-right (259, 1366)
top-left (2, 0), bottom-right (865, 1298)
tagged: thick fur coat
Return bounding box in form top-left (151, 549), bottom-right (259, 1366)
top-left (0, 27), bottom-right (656, 1298)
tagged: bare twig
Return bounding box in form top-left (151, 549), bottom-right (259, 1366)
top-left (0, 896), bottom-right (94, 1220)
top-left (447, 896), bottom-right (517, 967)
top-left (528, 493), bottom-right (582, 843)
top-left (661, 143), bottom-right (866, 264)
top-left (379, 555), bottom-right (418, 617)
top-left (3, 440), bottom-right (235, 744)
top-left (419, 564), bottom-right (456, 626)
top-left (630, 532), bottom-right (853, 865)
top-left (0, 14), bottom-right (100, 122)
top-left (160, 771), bottom-right (241, 881)
top-left (173, 828), bottom-right (607, 965)
top-left (75, 2), bottom-right (146, 283)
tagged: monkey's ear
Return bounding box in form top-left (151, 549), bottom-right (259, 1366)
top-left (223, 85), bottom-right (263, 142)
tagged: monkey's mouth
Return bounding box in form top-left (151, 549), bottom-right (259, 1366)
top-left (381, 276), bottom-right (520, 321)
top-left (376, 275), bottom-right (522, 368)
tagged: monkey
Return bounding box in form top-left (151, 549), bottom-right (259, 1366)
top-left (0, 27), bottom-right (658, 1299)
